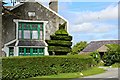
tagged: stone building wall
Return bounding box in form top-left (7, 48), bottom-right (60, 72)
top-left (2, 2), bottom-right (67, 46)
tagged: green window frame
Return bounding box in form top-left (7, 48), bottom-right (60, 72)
top-left (33, 48), bottom-right (38, 55)
top-left (9, 47), bottom-right (14, 56)
top-left (19, 47), bottom-right (44, 56)
top-left (18, 22), bottom-right (44, 40)
top-left (19, 47), bottom-right (24, 56)
top-left (26, 48), bottom-right (31, 56)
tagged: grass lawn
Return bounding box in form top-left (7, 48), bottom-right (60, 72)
top-left (111, 63), bottom-right (120, 68)
top-left (21, 67), bottom-right (105, 80)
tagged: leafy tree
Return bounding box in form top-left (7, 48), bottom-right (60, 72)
top-left (71, 41), bottom-right (88, 54)
top-left (103, 44), bottom-right (120, 66)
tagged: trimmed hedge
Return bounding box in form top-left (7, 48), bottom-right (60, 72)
top-left (2, 56), bottom-right (96, 80)
top-left (47, 40), bottom-right (72, 47)
top-left (50, 35), bottom-right (72, 41)
top-left (55, 29), bottom-right (68, 36)
top-left (47, 22), bottom-right (72, 55)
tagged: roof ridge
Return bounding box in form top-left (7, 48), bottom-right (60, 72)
top-left (91, 40), bottom-right (120, 42)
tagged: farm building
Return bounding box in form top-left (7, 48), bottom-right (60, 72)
top-left (2, 0), bottom-right (69, 57)
top-left (80, 40), bottom-right (120, 57)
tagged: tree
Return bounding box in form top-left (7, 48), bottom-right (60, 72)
top-left (71, 41), bottom-right (88, 54)
top-left (103, 44), bottom-right (120, 66)
top-left (46, 22), bottom-right (72, 55)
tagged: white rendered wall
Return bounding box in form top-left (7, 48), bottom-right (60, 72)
top-left (3, 46), bottom-right (9, 57)
top-left (44, 47), bottom-right (49, 56)
top-left (14, 47), bottom-right (19, 56)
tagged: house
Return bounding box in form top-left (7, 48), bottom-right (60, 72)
top-left (80, 40), bottom-right (120, 58)
top-left (2, 0), bottom-right (69, 57)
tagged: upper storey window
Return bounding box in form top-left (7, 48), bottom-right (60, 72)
top-left (28, 12), bottom-right (35, 17)
top-left (18, 22), bottom-right (44, 40)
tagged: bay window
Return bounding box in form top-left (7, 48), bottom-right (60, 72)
top-left (18, 22), bottom-right (44, 40)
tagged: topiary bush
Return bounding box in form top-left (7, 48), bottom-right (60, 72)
top-left (2, 56), bottom-right (96, 80)
top-left (47, 22), bottom-right (72, 55)
top-left (102, 44), bottom-right (120, 66)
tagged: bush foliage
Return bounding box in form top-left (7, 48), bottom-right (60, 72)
top-left (102, 44), bottom-right (120, 66)
top-left (90, 51), bottom-right (101, 64)
top-left (2, 56), bottom-right (96, 80)
top-left (47, 22), bottom-right (72, 55)
top-left (71, 41), bottom-right (88, 55)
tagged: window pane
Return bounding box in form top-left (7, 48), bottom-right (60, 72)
top-left (26, 48), bottom-right (30, 54)
top-left (40, 31), bottom-right (43, 40)
top-left (24, 30), bottom-right (30, 39)
top-left (19, 30), bottom-right (22, 39)
top-left (32, 31), bottom-right (38, 39)
top-left (19, 48), bottom-right (24, 55)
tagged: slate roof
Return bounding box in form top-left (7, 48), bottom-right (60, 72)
top-left (7, 40), bottom-right (46, 47)
top-left (82, 40), bottom-right (120, 52)
top-left (18, 40), bottom-right (46, 46)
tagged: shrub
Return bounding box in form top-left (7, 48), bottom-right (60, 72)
top-left (90, 51), bottom-right (101, 64)
top-left (47, 22), bottom-right (72, 55)
top-left (47, 40), bottom-right (72, 47)
top-left (2, 56), bottom-right (96, 80)
top-left (55, 29), bottom-right (68, 36)
top-left (71, 41), bottom-right (88, 55)
top-left (102, 44), bottom-right (120, 66)
top-left (50, 35), bottom-right (72, 41)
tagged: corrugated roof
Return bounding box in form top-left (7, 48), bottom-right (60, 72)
top-left (82, 40), bottom-right (120, 52)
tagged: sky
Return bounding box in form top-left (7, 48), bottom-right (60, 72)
top-left (4, 0), bottom-right (118, 45)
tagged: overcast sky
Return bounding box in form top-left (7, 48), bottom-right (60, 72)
top-left (5, 0), bottom-right (118, 45)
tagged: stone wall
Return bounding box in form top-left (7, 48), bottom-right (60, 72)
top-left (2, 2), bottom-right (67, 46)
top-left (0, 14), bottom-right (2, 57)
top-left (0, 1), bottom-right (2, 56)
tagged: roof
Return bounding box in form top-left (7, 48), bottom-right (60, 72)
top-left (3, 2), bottom-right (68, 22)
top-left (82, 40), bottom-right (120, 52)
top-left (4, 6), bottom-right (14, 10)
top-left (18, 40), bottom-right (46, 46)
top-left (4, 3), bottom-right (24, 11)
top-left (7, 40), bottom-right (46, 47)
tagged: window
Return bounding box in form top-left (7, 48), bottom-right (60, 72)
top-left (19, 30), bottom-right (22, 39)
top-left (19, 48), bottom-right (24, 56)
top-left (39, 48), bottom-right (44, 54)
top-left (26, 48), bottom-right (30, 55)
top-left (28, 12), bottom-right (36, 17)
top-left (40, 31), bottom-right (43, 40)
top-left (18, 22), bottom-right (44, 40)
top-left (24, 30), bottom-right (30, 39)
top-left (19, 48), bottom-right (44, 56)
top-left (9, 47), bottom-right (14, 56)
top-left (32, 31), bottom-right (38, 39)
top-left (33, 48), bottom-right (38, 54)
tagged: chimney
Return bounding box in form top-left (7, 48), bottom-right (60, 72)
top-left (49, 0), bottom-right (58, 13)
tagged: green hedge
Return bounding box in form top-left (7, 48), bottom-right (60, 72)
top-left (2, 56), bottom-right (96, 80)
top-left (48, 46), bottom-right (71, 52)
top-left (55, 29), bottom-right (68, 36)
top-left (50, 35), bottom-right (72, 41)
top-left (47, 22), bottom-right (72, 55)
top-left (47, 40), bottom-right (72, 46)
